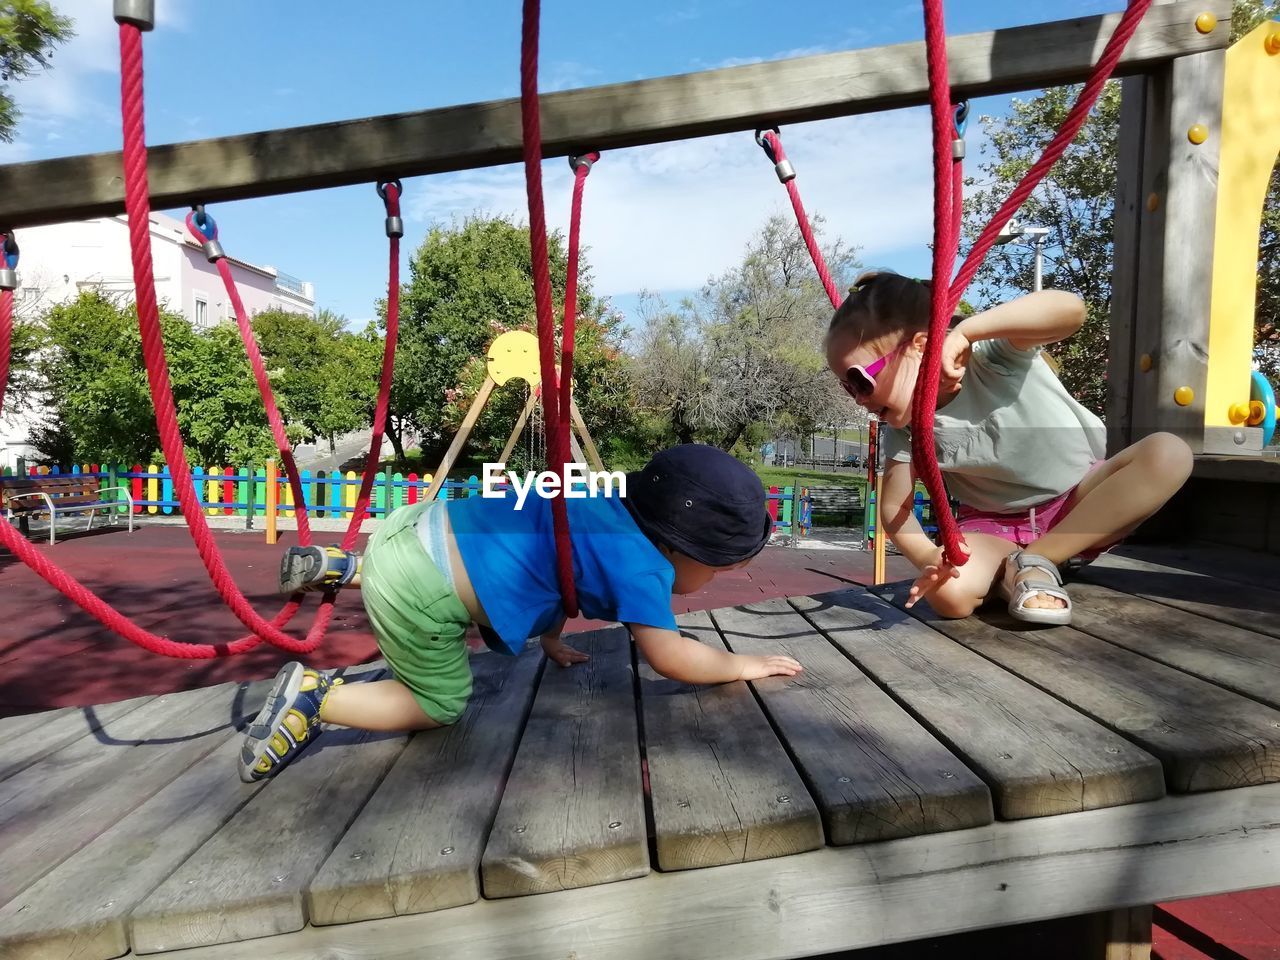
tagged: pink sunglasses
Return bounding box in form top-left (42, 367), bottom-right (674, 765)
top-left (840, 341), bottom-right (907, 399)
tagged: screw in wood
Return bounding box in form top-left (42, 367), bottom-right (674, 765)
top-left (349, 852), bottom-right (364, 860)
top-left (998, 753), bottom-right (1013, 760)
top-left (609, 821), bottom-right (622, 829)
top-left (837, 776), bottom-right (851, 783)
top-left (515, 825), bottom-right (527, 833)
top-left (440, 847), bottom-right (454, 855)
top-left (777, 795), bottom-right (791, 803)
top-left (677, 800), bottom-right (690, 807)
top-left (1106, 747), bottom-right (1121, 754)
top-left (273, 875), bottom-right (288, 883)
top-left (940, 772), bottom-right (956, 779)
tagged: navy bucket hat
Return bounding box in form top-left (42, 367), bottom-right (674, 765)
top-left (624, 444), bottom-right (772, 567)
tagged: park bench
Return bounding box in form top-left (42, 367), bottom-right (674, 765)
top-left (806, 485), bottom-right (864, 525)
top-left (0, 475), bottom-right (134, 545)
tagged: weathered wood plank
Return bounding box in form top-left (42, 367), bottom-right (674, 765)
top-left (793, 590), bottom-right (1165, 818)
top-left (712, 599), bottom-right (992, 844)
top-left (0, 696), bottom-right (152, 782)
top-left (120, 782), bottom-right (1280, 960)
top-left (0, 1), bottom-right (1228, 228)
top-left (1115, 542), bottom-right (1280, 593)
top-left (0, 726), bottom-right (270, 960)
top-left (639, 611), bottom-right (823, 871)
top-left (1081, 552), bottom-right (1280, 639)
top-left (481, 627), bottom-right (647, 898)
top-left (0, 683), bottom-right (248, 909)
top-left (128, 670), bottom-right (407, 953)
top-left (886, 590), bottom-right (1280, 792)
top-left (1068, 580), bottom-right (1280, 710)
top-left (307, 646), bottom-right (543, 925)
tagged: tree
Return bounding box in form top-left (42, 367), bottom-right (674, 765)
top-left (251, 308), bottom-right (378, 455)
top-left (387, 214), bottom-right (635, 470)
top-left (30, 292), bottom-right (282, 466)
top-left (962, 0), bottom-right (1280, 414)
top-left (630, 213), bottom-right (860, 452)
top-left (0, 1), bottom-right (73, 142)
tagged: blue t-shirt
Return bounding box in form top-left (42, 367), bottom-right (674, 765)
top-left (446, 491), bottom-right (677, 654)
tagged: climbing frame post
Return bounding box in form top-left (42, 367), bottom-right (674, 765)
top-left (1108, 2), bottom-right (1229, 455)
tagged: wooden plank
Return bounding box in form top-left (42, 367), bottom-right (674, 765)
top-left (0, 728), bottom-right (271, 960)
top-left (307, 646), bottom-right (544, 925)
top-left (1105, 73), bottom-right (1147, 456)
top-left (639, 610), bottom-right (823, 871)
top-left (128, 671), bottom-right (408, 953)
top-left (0, 697), bottom-right (151, 782)
top-left (481, 627), bottom-right (647, 898)
top-left (1066, 580), bottom-right (1280, 710)
top-left (792, 590), bottom-right (1165, 819)
top-left (0, 1), bottom-right (1228, 228)
top-left (1081, 552), bottom-right (1280, 640)
top-left (1114, 542), bottom-right (1280, 593)
top-left (885, 591), bottom-right (1280, 793)
top-left (711, 599), bottom-right (992, 844)
top-left (0, 683), bottom-right (249, 909)
top-left (123, 782), bottom-right (1280, 960)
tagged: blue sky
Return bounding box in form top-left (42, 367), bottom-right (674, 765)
top-left (2, 0), bottom-right (1118, 329)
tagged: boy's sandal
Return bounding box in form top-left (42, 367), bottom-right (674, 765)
top-left (998, 551), bottom-right (1072, 626)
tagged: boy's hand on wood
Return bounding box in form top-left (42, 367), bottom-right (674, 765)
top-left (736, 654), bottom-right (803, 681)
top-left (541, 636), bottom-right (590, 668)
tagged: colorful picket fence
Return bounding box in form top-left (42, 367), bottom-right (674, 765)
top-left (866, 487), bottom-right (944, 542)
top-left (7, 463), bottom-right (487, 519)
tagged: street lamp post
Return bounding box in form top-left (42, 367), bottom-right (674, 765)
top-left (995, 220), bottom-right (1051, 291)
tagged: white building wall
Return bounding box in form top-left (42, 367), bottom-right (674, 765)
top-left (1, 213), bottom-right (316, 471)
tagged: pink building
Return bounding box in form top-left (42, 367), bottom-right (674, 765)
top-left (1, 212), bottom-right (316, 468)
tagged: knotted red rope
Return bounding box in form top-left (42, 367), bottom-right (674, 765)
top-left (520, 0), bottom-right (578, 617)
top-left (917, 0), bottom-right (1151, 567)
top-left (756, 129), bottom-right (841, 309)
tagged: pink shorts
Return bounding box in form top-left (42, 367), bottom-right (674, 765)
top-left (955, 462), bottom-right (1116, 564)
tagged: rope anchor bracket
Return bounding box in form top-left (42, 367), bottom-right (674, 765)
top-left (754, 127), bottom-right (796, 183)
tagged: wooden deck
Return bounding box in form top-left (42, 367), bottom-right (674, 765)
top-left (2, 545), bottom-right (1279, 960)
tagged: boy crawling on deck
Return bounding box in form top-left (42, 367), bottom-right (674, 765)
top-left (239, 444), bottom-right (802, 782)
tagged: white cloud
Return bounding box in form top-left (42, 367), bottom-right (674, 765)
top-left (405, 107), bottom-right (943, 297)
top-left (3, 0), bottom-right (190, 136)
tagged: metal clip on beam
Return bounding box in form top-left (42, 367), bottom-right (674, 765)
top-left (113, 0), bottom-right (155, 30)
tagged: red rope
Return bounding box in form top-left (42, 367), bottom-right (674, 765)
top-left (916, 0), bottom-right (1151, 567)
top-left (560, 153), bottom-right (598, 443)
top-left (759, 130), bottom-right (841, 309)
top-left (520, 0), bottom-right (578, 617)
top-left (0, 286), bottom-right (10, 417)
top-left (0, 25), bottom-right (401, 658)
top-left (189, 214), bottom-right (313, 548)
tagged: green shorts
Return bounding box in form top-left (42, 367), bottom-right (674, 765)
top-left (360, 500), bottom-right (473, 725)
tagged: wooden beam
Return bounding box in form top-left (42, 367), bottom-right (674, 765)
top-left (136, 782), bottom-right (1280, 960)
top-left (0, 1), bottom-right (1228, 229)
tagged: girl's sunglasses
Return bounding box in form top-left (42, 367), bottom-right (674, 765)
top-left (840, 341), bottom-right (907, 399)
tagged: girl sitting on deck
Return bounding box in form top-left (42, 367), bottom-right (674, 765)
top-left (239, 444), bottom-right (802, 782)
top-left (825, 270), bottom-right (1192, 626)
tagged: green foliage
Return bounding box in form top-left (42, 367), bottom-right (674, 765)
top-left (28, 293), bottom-right (362, 466)
top-left (388, 214), bottom-right (636, 470)
top-left (251, 308), bottom-right (378, 453)
top-left (0, 1), bottom-right (72, 142)
top-left (631, 214), bottom-right (861, 450)
top-left (962, 82), bottom-right (1121, 415)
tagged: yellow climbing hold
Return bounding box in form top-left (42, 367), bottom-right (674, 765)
top-left (1266, 30), bottom-right (1280, 56)
top-left (1187, 124), bottom-right (1209, 145)
top-left (486, 330), bottom-right (542, 387)
top-left (1146, 193), bottom-right (1160, 213)
top-left (1229, 402), bottom-right (1252, 425)
top-left (1139, 354), bottom-right (1153, 373)
top-left (1175, 386), bottom-right (1194, 406)
top-left (1194, 12), bottom-right (1217, 34)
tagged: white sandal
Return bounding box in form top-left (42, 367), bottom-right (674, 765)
top-left (998, 552), bottom-right (1072, 626)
